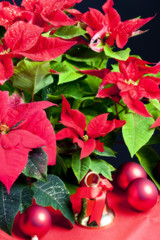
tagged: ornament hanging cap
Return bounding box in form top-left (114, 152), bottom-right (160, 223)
top-left (84, 171), bottom-right (100, 187)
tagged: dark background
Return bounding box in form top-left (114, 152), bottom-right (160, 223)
top-left (3, 0), bottom-right (160, 167)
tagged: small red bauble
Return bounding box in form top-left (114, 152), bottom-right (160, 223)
top-left (19, 205), bottom-right (52, 238)
top-left (127, 178), bottom-right (158, 211)
top-left (116, 162), bottom-right (147, 190)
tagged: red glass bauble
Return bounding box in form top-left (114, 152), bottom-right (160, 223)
top-left (127, 178), bottom-right (158, 211)
top-left (116, 162), bottom-right (147, 190)
top-left (19, 205), bottom-right (52, 238)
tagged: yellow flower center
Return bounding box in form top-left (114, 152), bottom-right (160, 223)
top-left (0, 123), bottom-right (9, 135)
top-left (0, 48), bottom-right (10, 55)
top-left (82, 134), bottom-right (89, 142)
top-left (125, 79), bottom-right (138, 86)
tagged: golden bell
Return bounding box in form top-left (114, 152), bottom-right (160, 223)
top-left (75, 172), bottom-right (115, 228)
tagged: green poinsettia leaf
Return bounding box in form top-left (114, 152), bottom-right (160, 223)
top-left (12, 59), bottom-right (53, 95)
top-left (0, 183), bottom-right (24, 234)
top-left (82, 75), bottom-right (102, 94)
top-left (54, 25), bottom-right (86, 39)
top-left (48, 82), bottom-right (84, 100)
top-left (32, 175), bottom-right (75, 225)
top-left (50, 60), bottom-right (76, 73)
top-left (147, 133), bottom-right (160, 145)
top-left (23, 148), bottom-right (47, 182)
top-left (58, 71), bottom-right (83, 85)
top-left (122, 113), bottom-right (155, 157)
top-left (90, 158), bottom-right (115, 180)
top-left (136, 146), bottom-right (160, 190)
top-left (71, 152), bottom-right (91, 183)
top-left (146, 100), bottom-right (160, 119)
top-left (64, 181), bottom-right (78, 195)
top-left (104, 45), bottom-right (130, 60)
top-left (66, 46), bottom-right (107, 62)
top-left (93, 146), bottom-right (116, 158)
top-left (0, 80), bottom-right (15, 93)
top-left (19, 187), bottom-right (34, 213)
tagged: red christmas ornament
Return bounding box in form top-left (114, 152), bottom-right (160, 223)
top-left (127, 178), bottom-right (158, 211)
top-left (116, 162), bottom-right (147, 190)
top-left (19, 205), bottom-right (52, 239)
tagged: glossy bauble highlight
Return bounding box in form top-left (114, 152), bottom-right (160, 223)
top-left (116, 162), bottom-right (147, 190)
top-left (127, 178), bottom-right (158, 211)
top-left (19, 205), bottom-right (52, 239)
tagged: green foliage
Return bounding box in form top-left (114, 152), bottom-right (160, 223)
top-left (23, 148), bottom-right (48, 182)
top-left (136, 146), bottom-right (160, 190)
top-left (0, 183), bottom-right (33, 234)
top-left (90, 158), bottom-right (115, 180)
top-left (12, 59), bottom-right (53, 96)
top-left (104, 45), bottom-right (131, 60)
top-left (122, 113), bottom-right (155, 157)
top-left (71, 152), bottom-right (91, 183)
top-left (54, 25), bottom-right (86, 39)
top-left (32, 175), bottom-right (75, 225)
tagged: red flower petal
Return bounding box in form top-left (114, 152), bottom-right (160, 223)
top-left (0, 145), bottom-right (31, 193)
top-left (7, 100), bottom-right (56, 128)
top-left (123, 16), bottom-right (154, 37)
top-left (0, 90), bottom-right (9, 122)
top-left (150, 117), bottom-right (160, 129)
top-left (56, 128), bottom-right (78, 140)
top-left (0, 133), bottom-right (20, 149)
top-left (10, 129), bottom-right (46, 148)
top-left (60, 96), bottom-right (86, 137)
top-left (8, 92), bottom-right (24, 108)
top-left (87, 113), bottom-right (109, 138)
top-left (82, 8), bottom-right (105, 34)
top-left (4, 21), bottom-right (76, 61)
top-left (120, 91), bottom-right (152, 117)
top-left (0, 56), bottom-right (14, 85)
top-left (21, 111), bottom-right (56, 165)
top-left (102, 0), bottom-right (114, 13)
top-left (41, 9), bottom-right (75, 27)
top-left (4, 21), bottom-right (43, 52)
top-left (115, 16), bottom-right (154, 48)
top-left (139, 77), bottom-right (160, 100)
top-left (103, 118), bottom-right (126, 135)
top-left (73, 138), bottom-right (96, 159)
top-left (95, 139), bottom-right (104, 152)
top-left (19, 35), bottom-right (77, 61)
top-left (116, 30), bottom-right (128, 49)
top-left (0, 2), bottom-right (32, 29)
top-left (81, 68), bottom-right (110, 79)
top-left (96, 85), bottom-right (120, 102)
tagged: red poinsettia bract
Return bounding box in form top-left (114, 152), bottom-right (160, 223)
top-left (56, 96), bottom-right (125, 159)
top-left (97, 57), bottom-right (160, 117)
top-left (0, 1), bottom-right (33, 29)
top-left (0, 21), bottom-right (76, 84)
top-left (0, 90), bottom-right (57, 193)
top-left (21, 0), bottom-right (82, 29)
top-left (80, 0), bottom-right (154, 52)
top-left (0, 0), bottom-right (82, 30)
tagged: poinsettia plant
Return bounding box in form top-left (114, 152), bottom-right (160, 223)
top-left (0, 0), bottom-right (160, 235)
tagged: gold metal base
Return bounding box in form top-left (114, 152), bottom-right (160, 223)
top-left (75, 208), bottom-right (115, 228)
